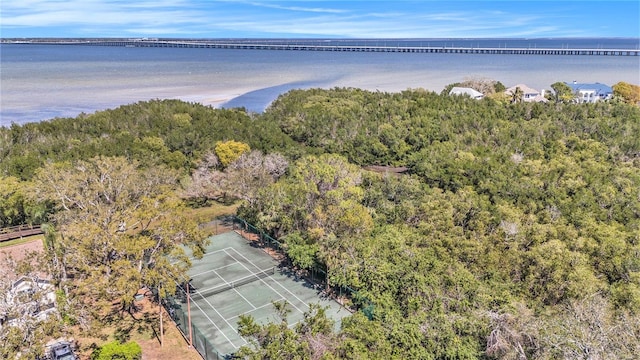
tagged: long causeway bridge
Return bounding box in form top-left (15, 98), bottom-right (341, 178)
top-left (8, 39), bottom-right (640, 56)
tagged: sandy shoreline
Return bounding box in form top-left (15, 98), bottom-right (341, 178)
top-left (2, 47), bottom-right (638, 125)
top-left (168, 92), bottom-right (240, 108)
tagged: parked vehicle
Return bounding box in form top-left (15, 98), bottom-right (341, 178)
top-left (47, 341), bottom-right (77, 360)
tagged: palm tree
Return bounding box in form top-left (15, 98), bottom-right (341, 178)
top-left (511, 86), bottom-right (524, 104)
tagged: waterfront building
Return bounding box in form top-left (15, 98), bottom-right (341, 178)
top-left (449, 87), bottom-right (484, 99)
top-left (565, 81), bottom-right (613, 103)
top-left (505, 84), bottom-right (548, 103)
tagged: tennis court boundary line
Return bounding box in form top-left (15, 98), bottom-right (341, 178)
top-left (190, 261), bottom-right (236, 279)
top-left (169, 246), bottom-right (232, 266)
top-left (224, 248), bottom-right (310, 315)
top-left (174, 280), bottom-right (239, 347)
top-left (190, 281), bottom-right (252, 347)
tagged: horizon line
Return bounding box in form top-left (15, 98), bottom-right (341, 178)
top-left (2, 36), bottom-right (640, 40)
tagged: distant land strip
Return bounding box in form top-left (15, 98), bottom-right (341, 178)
top-left (3, 38), bottom-right (639, 56)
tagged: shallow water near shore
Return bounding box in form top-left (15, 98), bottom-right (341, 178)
top-left (1, 41), bottom-right (639, 126)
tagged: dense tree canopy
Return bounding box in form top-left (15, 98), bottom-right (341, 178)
top-left (613, 81), bottom-right (640, 105)
top-left (31, 156), bottom-right (206, 323)
top-left (0, 100), bottom-right (298, 180)
top-left (244, 87), bottom-right (640, 358)
top-left (2, 86), bottom-right (640, 359)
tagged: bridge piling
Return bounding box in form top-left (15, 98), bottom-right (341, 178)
top-left (9, 40), bottom-right (639, 56)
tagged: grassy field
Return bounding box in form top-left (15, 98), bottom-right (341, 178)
top-left (182, 201), bottom-right (239, 223)
top-left (184, 202), bottom-right (240, 237)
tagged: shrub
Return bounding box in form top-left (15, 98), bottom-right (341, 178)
top-left (91, 340), bottom-right (142, 360)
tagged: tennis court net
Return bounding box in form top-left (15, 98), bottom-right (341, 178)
top-left (193, 266), bottom-right (276, 298)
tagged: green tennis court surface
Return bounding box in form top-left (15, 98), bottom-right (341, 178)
top-left (166, 231), bottom-right (350, 358)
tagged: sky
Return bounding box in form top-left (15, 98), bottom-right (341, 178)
top-left (1, 1), bottom-right (639, 39)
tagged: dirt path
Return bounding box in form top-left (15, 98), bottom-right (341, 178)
top-left (133, 296), bottom-right (203, 360)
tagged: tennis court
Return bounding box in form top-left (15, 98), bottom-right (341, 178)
top-left (166, 231), bottom-right (350, 359)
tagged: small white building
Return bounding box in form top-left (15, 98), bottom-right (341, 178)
top-left (449, 87), bottom-right (484, 99)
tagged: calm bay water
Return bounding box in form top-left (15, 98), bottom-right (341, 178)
top-left (1, 39), bottom-right (639, 126)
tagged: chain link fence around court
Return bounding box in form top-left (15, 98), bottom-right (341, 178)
top-left (232, 216), bottom-right (373, 316)
top-left (165, 293), bottom-right (228, 360)
top-left (163, 217), bottom-right (375, 360)
top-left (164, 265), bottom-right (275, 359)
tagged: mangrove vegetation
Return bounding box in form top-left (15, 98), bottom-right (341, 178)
top-left (1, 87), bottom-right (639, 359)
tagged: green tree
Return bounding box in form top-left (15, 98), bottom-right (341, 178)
top-left (0, 176), bottom-right (28, 227)
top-left (0, 152), bottom-right (59, 217)
top-left (441, 82), bottom-right (462, 96)
top-left (612, 81), bottom-right (640, 105)
top-left (30, 157), bottom-right (206, 323)
top-left (214, 140), bottom-right (251, 168)
top-left (523, 240), bottom-right (603, 305)
top-left (550, 82), bottom-right (575, 103)
top-left (237, 302), bottom-right (336, 359)
top-left (336, 312), bottom-right (394, 359)
top-left (283, 155), bottom-right (371, 287)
